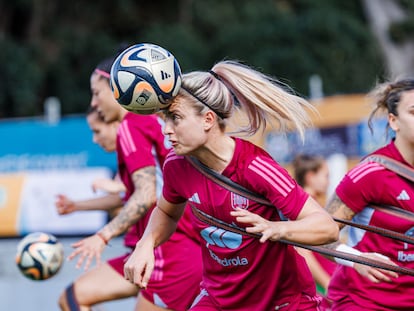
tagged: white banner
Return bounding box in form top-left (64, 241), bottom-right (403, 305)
top-left (0, 168), bottom-right (112, 236)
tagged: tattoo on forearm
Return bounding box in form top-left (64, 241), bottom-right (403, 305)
top-left (104, 166), bottom-right (156, 237)
top-left (325, 194), bottom-right (342, 215)
top-left (323, 193), bottom-right (356, 252)
top-left (326, 194), bottom-right (355, 221)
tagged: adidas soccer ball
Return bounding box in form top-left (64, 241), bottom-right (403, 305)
top-left (110, 43), bottom-right (182, 114)
top-left (15, 232), bottom-right (64, 281)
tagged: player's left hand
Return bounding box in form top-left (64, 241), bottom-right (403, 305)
top-left (92, 178), bottom-right (126, 194)
top-left (230, 208), bottom-right (284, 243)
top-left (68, 234), bottom-right (107, 270)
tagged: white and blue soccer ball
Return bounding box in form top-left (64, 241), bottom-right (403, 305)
top-left (110, 43), bottom-right (182, 115)
top-left (15, 232), bottom-right (64, 281)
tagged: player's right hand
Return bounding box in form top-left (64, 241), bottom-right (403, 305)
top-left (55, 194), bottom-right (76, 215)
top-left (68, 234), bottom-right (107, 270)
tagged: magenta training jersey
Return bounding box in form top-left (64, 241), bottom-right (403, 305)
top-left (328, 140), bottom-right (414, 310)
top-left (116, 112), bottom-right (170, 247)
top-left (114, 112), bottom-right (202, 311)
top-left (163, 138), bottom-right (317, 310)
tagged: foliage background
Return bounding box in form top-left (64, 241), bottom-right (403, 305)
top-left (1, 0), bottom-right (413, 118)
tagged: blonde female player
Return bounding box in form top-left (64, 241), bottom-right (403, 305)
top-left (58, 54), bottom-right (202, 311)
top-left (325, 78), bottom-right (414, 310)
top-left (123, 60), bottom-right (339, 310)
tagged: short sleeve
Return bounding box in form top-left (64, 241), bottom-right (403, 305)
top-left (118, 118), bottom-right (156, 174)
top-left (244, 156), bottom-right (309, 220)
top-left (162, 153), bottom-right (188, 204)
top-left (336, 162), bottom-right (387, 213)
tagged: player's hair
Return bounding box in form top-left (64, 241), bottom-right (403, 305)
top-left (176, 60), bottom-right (314, 139)
top-left (292, 154), bottom-right (326, 187)
top-left (86, 105), bottom-right (105, 122)
top-left (368, 78), bottom-right (414, 132)
top-left (94, 43), bottom-right (130, 81)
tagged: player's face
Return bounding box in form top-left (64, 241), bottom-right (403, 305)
top-left (163, 100), bottom-right (208, 155)
top-left (87, 115), bottom-right (118, 152)
top-left (308, 162), bottom-right (330, 196)
top-left (389, 89), bottom-right (414, 146)
top-left (90, 73), bottom-right (120, 123)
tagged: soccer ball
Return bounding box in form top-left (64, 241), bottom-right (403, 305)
top-left (110, 43), bottom-right (182, 114)
top-left (15, 232), bottom-right (64, 281)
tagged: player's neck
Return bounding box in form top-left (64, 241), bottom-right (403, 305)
top-left (119, 107), bottom-right (128, 121)
top-left (394, 137), bottom-right (414, 166)
top-left (192, 135), bottom-right (235, 173)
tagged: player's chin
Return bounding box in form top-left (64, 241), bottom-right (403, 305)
top-left (172, 145), bottom-right (185, 155)
top-left (177, 146), bottom-right (196, 157)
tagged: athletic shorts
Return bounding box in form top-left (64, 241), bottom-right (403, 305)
top-left (331, 297), bottom-right (371, 311)
top-left (189, 289), bottom-right (321, 311)
top-left (140, 237), bottom-right (202, 311)
top-left (107, 252), bottom-right (130, 276)
top-left (107, 238), bottom-right (202, 311)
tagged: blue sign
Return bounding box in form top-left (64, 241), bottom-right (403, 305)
top-left (0, 116), bottom-right (117, 173)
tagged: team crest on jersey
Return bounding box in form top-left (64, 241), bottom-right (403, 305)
top-left (231, 193), bottom-right (249, 210)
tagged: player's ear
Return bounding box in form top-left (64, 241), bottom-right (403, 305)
top-left (388, 113), bottom-right (399, 132)
top-left (203, 110), bottom-right (216, 130)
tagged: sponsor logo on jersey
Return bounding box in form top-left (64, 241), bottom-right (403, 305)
top-left (189, 192), bottom-right (201, 204)
top-left (231, 193), bottom-right (249, 210)
top-left (397, 190), bottom-right (410, 201)
top-left (398, 251), bottom-right (414, 262)
top-left (200, 226), bottom-right (242, 249)
top-left (208, 249), bottom-right (249, 267)
top-left (201, 227), bottom-right (248, 267)
top-left (191, 190), bottom-right (250, 267)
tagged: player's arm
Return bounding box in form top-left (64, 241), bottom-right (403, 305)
top-left (68, 166), bottom-right (156, 270)
top-left (97, 165), bottom-right (156, 242)
top-left (55, 193), bottom-right (123, 215)
top-left (124, 195), bottom-right (186, 287)
top-left (323, 193), bottom-right (398, 282)
top-left (232, 196), bottom-right (339, 245)
top-left (92, 178), bottom-right (126, 194)
top-left (296, 247), bottom-right (332, 291)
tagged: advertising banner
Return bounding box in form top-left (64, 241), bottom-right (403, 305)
top-left (0, 116), bottom-right (117, 236)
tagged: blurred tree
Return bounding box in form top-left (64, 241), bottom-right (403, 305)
top-left (0, 0), bottom-right (411, 118)
top-left (362, 0), bottom-right (414, 79)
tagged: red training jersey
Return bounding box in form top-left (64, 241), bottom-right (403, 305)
top-left (328, 140), bottom-right (414, 310)
top-left (163, 138), bottom-right (317, 310)
top-left (116, 112), bottom-right (170, 247)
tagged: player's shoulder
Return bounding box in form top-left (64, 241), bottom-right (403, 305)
top-left (235, 138), bottom-right (287, 179)
top-left (125, 112), bottom-right (159, 126)
top-left (236, 138), bottom-right (277, 167)
top-left (346, 154), bottom-right (389, 183)
top-left (120, 113), bottom-right (161, 134)
top-left (164, 150), bottom-right (187, 168)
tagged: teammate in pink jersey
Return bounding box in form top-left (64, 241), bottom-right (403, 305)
top-left (58, 53), bottom-right (202, 311)
top-left (324, 78), bottom-right (414, 310)
top-left (292, 154), bottom-right (337, 311)
top-left (56, 106), bottom-right (138, 310)
top-left (123, 60), bottom-right (339, 311)
top-left (56, 107), bottom-right (123, 219)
